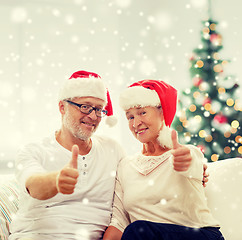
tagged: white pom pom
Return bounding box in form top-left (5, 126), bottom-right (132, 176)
top-left (157, 124), bottom-right (173, 149)
top-left (105, 115), bottom-right (118, 127)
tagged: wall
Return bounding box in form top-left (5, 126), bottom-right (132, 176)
top-left (0, 0), bottom-right (241, 173)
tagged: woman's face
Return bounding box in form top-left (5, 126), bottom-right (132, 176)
top-left (125, 106), bottom-right (164, 144)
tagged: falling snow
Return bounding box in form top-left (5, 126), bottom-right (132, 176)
top-left (0, 5), bottom-right (241, 239)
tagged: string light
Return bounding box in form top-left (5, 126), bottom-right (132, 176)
top-left (203, 27), bottom-right (210, 34)
top-left (184, 132), bottom-right (191, 142)
top-left (196, 60), bottom-right (204, 68)
top-left (210, 110), bottom-right (216, 115)
top-left (224, 131), bottom-right (231, 138)
top-left (235, 135), bottom-right (242, 143)
top-left (185, 88), bottom-right (191, 94)
top-left (238, 146), bottom-right (242, 154)
top-left (199, 82), bottom-right (209, 91)
top-left (199, 130), bottom-right (207, 138)
top-left (182, 120), bottom-right (189, 128)
top-left (226, 98), bottom-right (234, 106)
top-left (211, 154), bottom-right (218, 161)
top-left (179, 116), bottom-right (186, 122)
top-left (231, 120), bottom-right (239, 129)
top-left (231, 127), bottom-right (237, 134)
top-left (209, 23), bottom-right (216, 31)
top-left (204, 111), bottom-right (210, 117)
top-left (218, 87), bottom-right (225, 94)
top-left (194, 115), bottom-right (202, 122)
top-left (213, 52), bottom-right (219, 59)
top-left (189, 104), bottom-right (196, 112)
top-left (234, 100), bottom-right (242, 111)
top-left (193, 91), bottom-right (200, 98)
top-left (214, 64), bottom-right (223, 72)
top-left (224, 146), bottom-right (231, 154)
top-left (178, 110), bottom-right (187, 122)
top-left (205, 135), bottom-right (213, 142)
top-left (204, 103), bottom-right (212, 111)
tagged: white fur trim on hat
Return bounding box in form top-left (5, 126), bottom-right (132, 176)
top-left (157, 124), bottom-right (173, 149)
top-left (58, 77), bottom-right (107, 103)
top-left (119, 86), bottom-right (160, 110)
top-left (105, 115), bottom-right (118, 127)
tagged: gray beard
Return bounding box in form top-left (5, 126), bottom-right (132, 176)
top-left (63, 110), bottom-right (96, 141)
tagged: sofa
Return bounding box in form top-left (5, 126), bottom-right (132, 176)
top-left (0, 174), bottom-right (19, 240)
top-left (0, 158), bottom-right (242, 240)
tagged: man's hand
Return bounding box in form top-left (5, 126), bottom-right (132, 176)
top-left (171, 130), bottom-right (192, 172)
top-left (56, 145), bottom-right (79, 194)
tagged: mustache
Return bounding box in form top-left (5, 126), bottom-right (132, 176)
top-left (80, 119), bottom-right (96, 126)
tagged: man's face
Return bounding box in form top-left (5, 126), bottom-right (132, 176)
top-left (62, 97), bottom-right (105, 141)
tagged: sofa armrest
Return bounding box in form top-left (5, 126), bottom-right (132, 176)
top-left (205, 158), bottom-right (242, 240)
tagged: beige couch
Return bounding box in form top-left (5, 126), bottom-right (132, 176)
top-left (0, 158), bottom-right (242, 240)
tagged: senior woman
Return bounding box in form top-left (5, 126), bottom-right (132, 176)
top-left (103, 80), bottom-right (224, 240)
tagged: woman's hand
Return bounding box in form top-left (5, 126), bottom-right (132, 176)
top-left (171, 130), bottom-right (192, 172)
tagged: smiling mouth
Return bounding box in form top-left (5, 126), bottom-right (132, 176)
top-left (135, 128), bottom-right (148, 134)
top-left (81, 121), bottom-right (95, 128)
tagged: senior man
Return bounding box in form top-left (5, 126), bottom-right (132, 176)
top-left (9, 70), bottom-right (125, 240)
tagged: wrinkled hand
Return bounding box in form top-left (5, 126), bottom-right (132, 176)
top-left (171, 130), bottom-right (192, 172)
top-left (56, 145), bottom-right (79, 194)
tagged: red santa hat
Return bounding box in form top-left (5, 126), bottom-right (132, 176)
top-left (119, 79), bottom-right (177, 127)
top-left (58, 70), bottom-right (117, 127)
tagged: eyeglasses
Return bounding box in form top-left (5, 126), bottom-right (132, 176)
top-left (64, 100), bottom-right (107, 118)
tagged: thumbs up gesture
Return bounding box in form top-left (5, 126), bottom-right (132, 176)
top-left (56, 145), bottom-right (79, 194)
top-left (171, 130), bottom-right (192, 172)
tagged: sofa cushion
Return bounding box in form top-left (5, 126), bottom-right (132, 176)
top-left (205, 158), bottom-right (242, 240)
top-left (0, 215), bottom-right (9, 240)
top-left (0, 175), bottom-right (19, 240)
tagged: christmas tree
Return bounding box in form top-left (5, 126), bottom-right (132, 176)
top-left (172, 4), bottom-right (242, 162)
